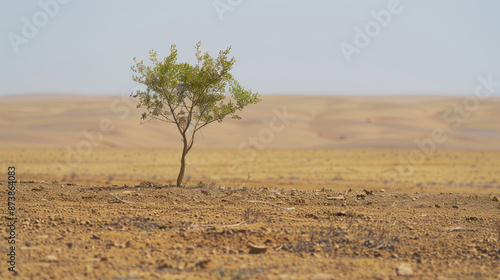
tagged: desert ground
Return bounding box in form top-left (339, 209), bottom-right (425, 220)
top-left (1, 148), bottom-right (500, 194)
top-left (0, 180), bottom-right (499, 279)
top-left (1, 94), bottom-right (499, 279)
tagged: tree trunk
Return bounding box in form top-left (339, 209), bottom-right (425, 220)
top-left (176, 138), bottom-right (188, 187)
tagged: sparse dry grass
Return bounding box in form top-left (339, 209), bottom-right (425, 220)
top-left (1, 148), bottom-right (499, 193)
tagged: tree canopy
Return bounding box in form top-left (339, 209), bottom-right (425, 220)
top-left (131, 42), bottom-right (261, 186)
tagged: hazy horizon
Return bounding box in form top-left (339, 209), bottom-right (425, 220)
top-left (2, 92), bottom-right (494, 98)
top-left (2, 0), bottom-right (500, 97)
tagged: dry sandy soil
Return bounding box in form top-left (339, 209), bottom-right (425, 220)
top-left (1, 180), bottom-right (499, 279)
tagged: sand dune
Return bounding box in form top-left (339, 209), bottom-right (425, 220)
top-left (1, 93), bottom-right (499, 150)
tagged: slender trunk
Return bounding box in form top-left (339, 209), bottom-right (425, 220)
top-left (176, 137), bottom-right (188, 187)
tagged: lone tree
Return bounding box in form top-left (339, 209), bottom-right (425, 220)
top-left (131, 42), bottom-right (261, 186)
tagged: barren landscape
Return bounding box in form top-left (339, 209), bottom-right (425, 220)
top-left (1, 180), bottom-right (499, 279)
top-left (1, 94), bottom-right (500, 150)
top-left (1, 94), bottom-right (500, 279)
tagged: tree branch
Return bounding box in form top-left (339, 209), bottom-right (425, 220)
top-left (164, 98), bottom-right (184, 135)
top-left (142, 114), bottom-right (171, 124)
top-left (194, 119), bottom-right (218, 133)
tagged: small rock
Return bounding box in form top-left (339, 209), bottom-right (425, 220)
top-left (380, 189), bottom-right (386, 192)
top-left (336, 211), bottom-right (347, 216)
top-left (195, 259), bottom-right (211, 269)
top-left (362, 189), bottom-right (374, 195)
top-left (396, 263), bottom-right (413, 276)
top-left (411, 252), bottom-right (421, 261)
top-left (46, 255), bottom-right (58, 262)
top-left (435, 204), bottom-right (441, 208)
top-left (215, 214), bottom-right (221, 218)
top-left (157, 262), bottom-right (172, 270)
top-left (493, 196), bottom-right (499, 202)
top-left (248, 244), bottom-right (267, 254)
top-left (125, 240), bottom-right (134, 248)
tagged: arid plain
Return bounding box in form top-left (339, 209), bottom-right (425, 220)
top-left (1, 94), bottom-right (499, 279)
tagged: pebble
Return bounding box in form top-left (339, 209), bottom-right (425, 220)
top-left (396, 263), bottom-right (413, 276)
top-left (336, 211), bottom-right (347, 216)
top-left (194, 259), bottom-right (210, 269)
top-left (248, 244), bottom-right (267, 254)
top-left (46, 255), bottom-right (59, 262)
top-left (125, 240), bottom-right (134, 248)
top-left (493, 196), bottom-right (499, 201)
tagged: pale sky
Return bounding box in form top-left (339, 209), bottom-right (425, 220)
top-left (1, 0), bottom-right (500, 96)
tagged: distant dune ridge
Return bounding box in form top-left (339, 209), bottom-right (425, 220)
top-left (1, 93), bottom-right (499, 150)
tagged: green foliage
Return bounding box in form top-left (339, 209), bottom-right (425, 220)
top-left (131, 42), bottom-right (260, 136)
top-left (131, 42), bottom-right (260, 186)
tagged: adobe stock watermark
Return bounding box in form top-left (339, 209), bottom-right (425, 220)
top-left (381, 73), bottom-right (499, 188)
top-left (223, 105), bottom-right (296, 175)
top-left (340, 0), bottom-right (412, 63)
top-left (213, 0), bottom-right (243, 21)
top-left (51, 86), bottom-right (140, 181)
top-left (8, 0), bottom-right (70, 54)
